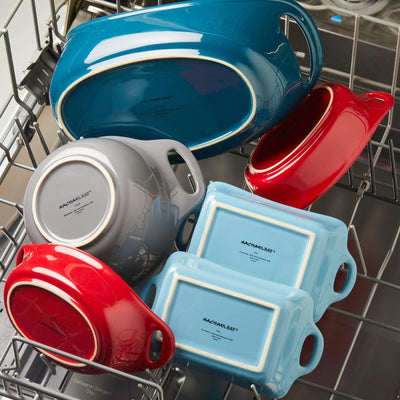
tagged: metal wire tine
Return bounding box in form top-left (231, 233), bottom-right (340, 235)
top-left (0, 142), bottom-right (35, 172)
top-left (1, 0), bottom-right (26, 31)
top-left (15, 117), bottom-right (38, 169)
top-left (32, 122), bottom-right (50, 155)
top-left (0, 198), bottom-right (23, 216)
top-left (30, 0), bottom-right (42, 51)
top-left (2, 28), bottom-right (37, 123)
top-left (250, 384), bottom-right (261, 400)
top-left (49, 0), bottom-right (66, 42)
top-left (0, 372), bottom-right (80, 400)
top-left (47, 25), bottom-right (53, 49)
top-left (1, 378), bottom-right (11, 395)
top-left (348, 224), bottom-right (367, 275)
top-left (366, 141), bottom-right (376, 195)
top-left (15, 376), bottom-right (23, 399)
top-left (11, 336), bottom-right (165, 400)
top-left (137, 383), bottom-right (154, 400)
top-left (348, 14), bottom-right (360, 90)
top-left (329, 224), bottom-right (400, 399)
top-left (371, 25), bottom-right (399, 167)
top-left (0, 227), bottom-right (17, 247)
top-left (297, 378), bottom-right (365, 400)
top-left (39, 354), bottom-right (57, 376)
top-left (36, 390), bottom-right (45, 400)
top-left (347, 165), bottom-right (354, 188)
top-left (1, 339), bottom-right (22, 373)
top-left (328, 306), bottom-right (400, 334)
top-left (222, 382), bottom-right (233, 400)
top-left (348, 183), bottom-right (365, 227)
top-left (57, 129), bottom-right (70, 145)
top-left (85, 0), bottom-right (132, 12)
top-left (358, 272), bottom-right (400, 291)
top-left (145, 368), bottom-right (159, 383)
top-left (283, 14), bottom-right (290, 39)
top-left (187, 173), bottom-right (196, 192)
top-left (116, 0), bottom-right (122, 13)
top-left (388, 138), bottom-right (399, 201)
top-left (377, 223), bottom-right (400, 278)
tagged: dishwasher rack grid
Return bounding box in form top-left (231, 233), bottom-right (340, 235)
top-left (0, 1), bottom-right (399, 400)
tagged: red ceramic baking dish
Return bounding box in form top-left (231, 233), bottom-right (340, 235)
top-left (245, 82), bottom-right (394, 209)
top-left (3, 243), bottom-right (175, 374)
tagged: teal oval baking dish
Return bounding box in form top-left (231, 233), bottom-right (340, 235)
top-left (49, 0), bottom-right (323, 159)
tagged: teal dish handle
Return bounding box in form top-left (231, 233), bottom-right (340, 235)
top-left (278, 0), bottom-right (324, 92)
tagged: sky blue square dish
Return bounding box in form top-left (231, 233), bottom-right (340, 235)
top-left (141, 252), bottom-right (324, 398)
top-left (188, 182), bottom-right (357, 321)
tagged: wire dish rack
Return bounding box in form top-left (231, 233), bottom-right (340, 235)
top-left (0, 1), bottom-right (399, 399)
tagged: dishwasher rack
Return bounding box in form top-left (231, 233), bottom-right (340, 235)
top-left (0, 1), bottom-right (399, 399)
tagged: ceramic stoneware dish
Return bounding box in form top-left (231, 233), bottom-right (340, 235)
top-left (245, 83), bottom-right (394, 208)
top-left (3, 243), bottom-right (175, 374)
top-left (141, 252), bottom-right (324, 399)
top-left (23, 136), bottom-right (205, 284)
top-left (188, 182), bottom-right (357, 321)
top-left (49, 0), bottom-right (323, 159)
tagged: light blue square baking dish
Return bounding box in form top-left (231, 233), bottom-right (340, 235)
top-left (141, 252), bottom-right (324, 398)
top-left (188, 182), bottom-right (357, 321)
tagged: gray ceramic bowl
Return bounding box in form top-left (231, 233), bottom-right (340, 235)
top-left (23, 137), bottom-right (205, 284)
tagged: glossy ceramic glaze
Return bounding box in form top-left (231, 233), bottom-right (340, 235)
top-left (23, 137), bottom-right (205, 284)
top-left (188, 182), bottom-right (357, 321)
top-left (245, 83), bottom-right (394, 208)
top-left (49, 0), bottom-right (323, 159)
top-left (141, 252), bottom-right (323, 398)
top-left (3, 243), bottom-right (175, 373)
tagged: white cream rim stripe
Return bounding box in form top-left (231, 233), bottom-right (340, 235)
top-left (56, 54), bottom-right (257, 148)
top-left (32, 155), bottom-right (116, 248)
top-left (6, 280), bottom-right (99, 367)
top-left (195, 201), bottom-right (315, 289)
top-left (248, 84), bottom-right (334, 173)
top-left (160, 274), bottom-right (280, 373)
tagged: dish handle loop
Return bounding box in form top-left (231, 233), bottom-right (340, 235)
top-left (294, 323), bottom-right (324, 378)
top-left (133, 139), bottom-right (205, 219)
top-left (362, 91), bottom-right (395, 115)
top-left (332, 252), bottom-right (358, 301)
top-left (145, 322), bottom-right (175, 370)
top-left (148, 139), bottom-right (206, 251)
top-left (279, 0), bottom-right (324, 92)
top-left (16, 243), bottom-right (36, 265)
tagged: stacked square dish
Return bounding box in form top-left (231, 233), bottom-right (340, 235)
top-left (142, 182), bottom-right (357, 398)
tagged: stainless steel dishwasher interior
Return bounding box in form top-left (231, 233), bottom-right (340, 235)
top-left (0, 1), bottom-right (399, 400)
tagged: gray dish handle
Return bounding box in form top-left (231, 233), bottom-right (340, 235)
top-left (127, 138), bottom-right (206, 221)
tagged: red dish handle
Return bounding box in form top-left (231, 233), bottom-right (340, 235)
top-left (362, 91), bottom-right (395, 115)
top-left (16, 243), bottom-right (35, 265)
top-left (145, 322), bottom-right (175, 369)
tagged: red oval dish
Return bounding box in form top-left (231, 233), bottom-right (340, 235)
top-left (245, 82), bottom-right (394, 209)
top-left (3, 243), bottom-right (175, 374)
